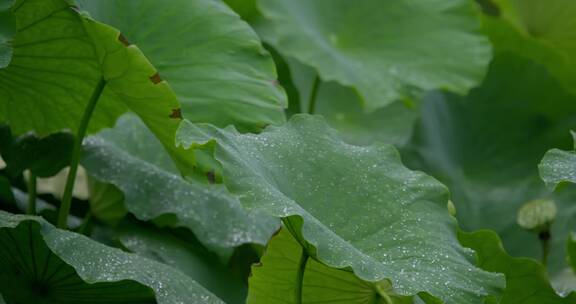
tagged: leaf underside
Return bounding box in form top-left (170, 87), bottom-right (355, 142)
top-left (0, 211), bottom-right (224, 304)
top-left (248, 228), bottom-right (412, 304)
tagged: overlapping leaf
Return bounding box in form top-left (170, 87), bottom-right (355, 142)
top-left (459, 230), bottom-right (576, 303)
top-left (540, 137), bottom-right (576, 293)
top-left (78, 0), bottom-right (287, 132)
top-left (256, 0), bottom-right (491, 110)
top-left (117, 223), bottom-right (247, 304)
top-left (0, 211), bottom-right (224, 304)
top-left (483, 0), bottom-right (576, 97)
top-left (177, 115), bottom-right (504, 303)
top-left (0, 0), bottom-right (194, 168)
top-left (285, 57), bottom-right (418, 146)
top-left (248, 228), bottom-right (412, 304)
top-left (540, 133), bottom-right (576, 189)
top-left (0, 0), bottom-right (124, 135)
top-left (0, 125), bottom-right (73, 177)
top-left (82, 114), bottom-right (279, 251)
top-left (404, 54), bottom-right (576, 274)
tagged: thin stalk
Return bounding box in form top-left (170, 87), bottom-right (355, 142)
top-left (26, 173), bottom-right (37, 215)
top-left (381, 293), bottom-right (394, 304)
top-left (295, 249), bottom-right (309, 304)
top-left (374, 281), bottom-right (396, 304)
top-left (540, 230), bottom-right (551, 266)
top-left (542, 240), bottom-right (550, 266)
top-left (57, 78), bottom-right (106, 229)
top-left (307, 76), bottom-right (321, 114)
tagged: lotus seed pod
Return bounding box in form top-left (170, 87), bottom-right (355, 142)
top-left (517, 199), bottom-right (557, 232)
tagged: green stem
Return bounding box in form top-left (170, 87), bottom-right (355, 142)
top-left (540, 230), bottom-right (551, 267)
top-left (381, 293), bottom-right (394, 304)
top-left (374, 281), bottom-right (396, 304)
top-left (307, 76), bottom-right (321, 114)
top-left (57, 78), bottom-right (106, 229)
top-left (295, 249), bottom-right (309, 304)
top-left (26, 173), bottom-right (37, 215)
top-left (542, 241), bottom-right (550, 266)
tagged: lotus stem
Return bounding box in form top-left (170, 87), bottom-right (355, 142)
top-left (539, 230), bottom-right (551, 267)
top-left (307, 76), bottom-right (321, 114)
top-left (57, 78), bottom-right (106, 229)
top-left (295, 249), bottom-right (309, 304)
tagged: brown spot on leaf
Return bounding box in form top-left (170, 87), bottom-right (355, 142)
top-left (271, 79), bottom-right (279, 86)
top-left (150, 72), bottom-right (162, 84)
top-left (169, 108), bottom-right (182, 119)
top-left (118, 34), bottom-right (131, 46)
top-left (206, 170), bottom-right (216, 184)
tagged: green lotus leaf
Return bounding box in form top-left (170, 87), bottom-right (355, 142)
top-left (82, 114), bottom-right (279, 251)
top-left (0, 0), bottom-right (120, 136)
top-left (9, 0), bottom-right (229, 176)
top-left (482, 0), bottom-right (576, 97)
top-left (0, 125), bottom-right (73, 177)
top-left (539, 133), bottom-right (576, 189)
top-left (0, 0), bottom-right (201, 173)
top-left (405, 53), bottom-right (576, 275)
top-left (0, 211), bottom-right (224, 304)
top-left (0, 0), bottom-right (16, 68)
top-left (248, 227), bottom-right (413, 304)
top-left (117, 223), bottom-right (247, 304)
top-left (176, 114), bottom-right (504, 303)
top-left (459, 229), bottom-right (576, 303)
top-left (284, 57), bottom-right (419, 146)
top-left (78, 0), bottom-right (287, 132)
top-left (255, 0), bottom-right (491, 110)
